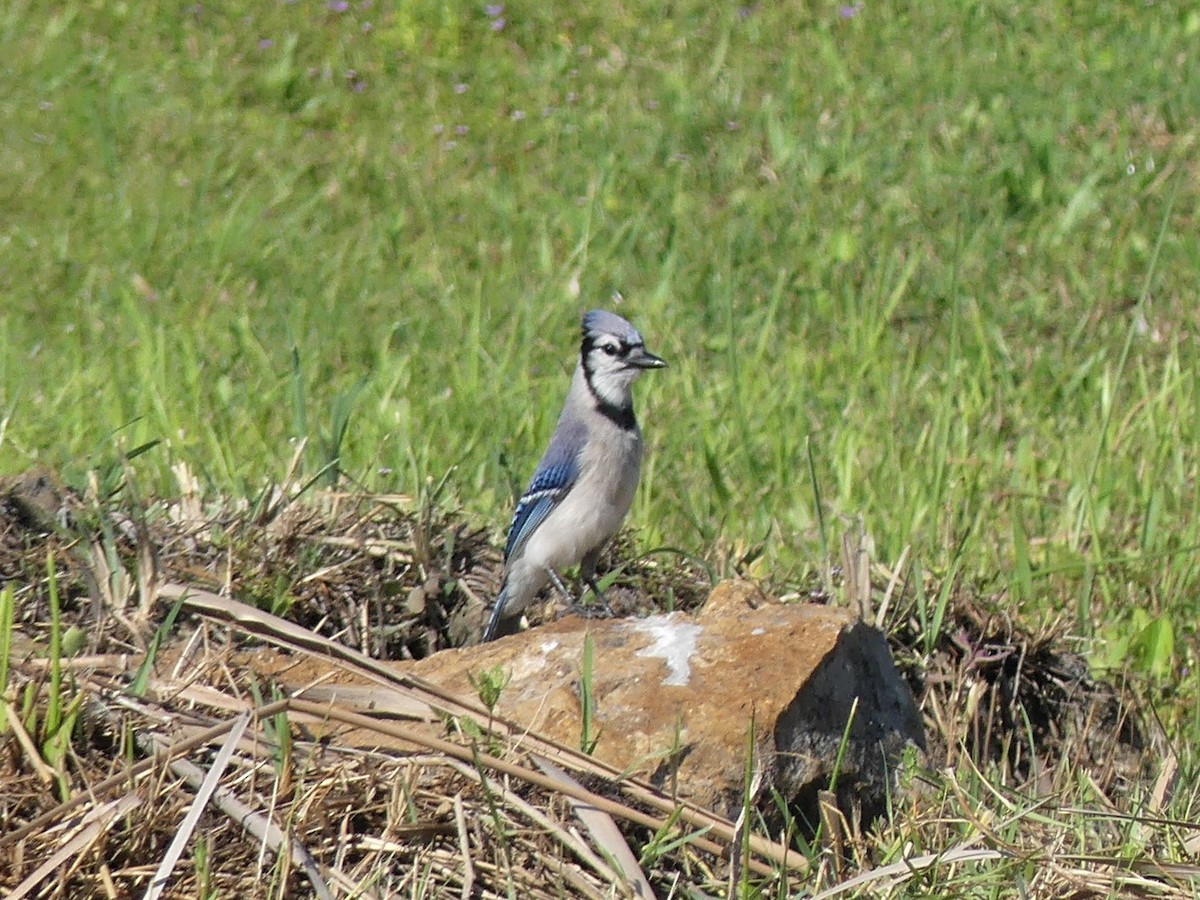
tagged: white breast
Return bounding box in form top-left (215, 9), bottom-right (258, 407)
top-left (520, 420), bottom-right (643, 573)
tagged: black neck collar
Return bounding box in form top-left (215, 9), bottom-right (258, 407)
top-left (584, 369), bottom-right (637, 431)
top-left (594, 397), bottom-right (637, 431)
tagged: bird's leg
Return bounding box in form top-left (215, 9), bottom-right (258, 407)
top-left (582, 576), bottom-right (615, 617)
top-left (574, 552), bottom-right (615, 619)
top-left (545, 567), bottom-right (576, 603)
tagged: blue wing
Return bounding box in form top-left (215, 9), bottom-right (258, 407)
top-left (504, 423), bottom-right (584, 562)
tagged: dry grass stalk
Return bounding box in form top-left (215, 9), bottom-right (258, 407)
top-left (533, 756), bottom-right (656, 897)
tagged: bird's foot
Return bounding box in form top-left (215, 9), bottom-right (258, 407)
top-left (567, 596), bottom-right (616, 619)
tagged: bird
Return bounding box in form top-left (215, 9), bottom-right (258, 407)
top-left (482, 309), bottom-right (667, 642)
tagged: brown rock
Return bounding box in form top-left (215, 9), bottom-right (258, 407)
top-left (381, 581), bottom-right (925, 823)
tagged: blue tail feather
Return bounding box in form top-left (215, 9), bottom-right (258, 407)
top-left (482, 584), bottom-right (511, 642)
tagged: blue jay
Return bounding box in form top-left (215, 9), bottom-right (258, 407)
top-left (482, 310), bottom-right (666, 642)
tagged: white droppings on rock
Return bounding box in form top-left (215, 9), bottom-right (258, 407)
top-left (631, 615), bottom-right (701, 686)
top-left (751, 627), bottom-right (765, 635)
top-left (540, 640), bottom-right (560, 655)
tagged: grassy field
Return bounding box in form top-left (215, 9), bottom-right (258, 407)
top-left (3, 0), bottom-right (1200, 893)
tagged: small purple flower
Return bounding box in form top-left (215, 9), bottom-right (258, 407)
top-left (327, 0), bottom-right (349, 11)
top-left (485, 4), bottom-right (504, 15)
top-left (510, 109), bottom-right (525, 121)
top-left (454, 124), bottom-right (469, 135)
top-left (838, 4), bottom-right (862, 18)
top-left (454, 82), bottom-right (468, 94)
top-left (490, 17), bottom-right (506, 31)
top-left (258, 38), bottom-right (274, 49)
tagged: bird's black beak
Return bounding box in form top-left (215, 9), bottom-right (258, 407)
top-left (628, 347), bottom-right (667, 369)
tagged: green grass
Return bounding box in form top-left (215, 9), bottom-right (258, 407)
top-left (2, 2), bottom-right (1199, 714)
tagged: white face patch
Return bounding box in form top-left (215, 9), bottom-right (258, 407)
top-left (584, 340), bottom-right (644, 409)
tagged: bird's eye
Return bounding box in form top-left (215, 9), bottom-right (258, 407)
top-left (601, 343), bottom-right (620, 356)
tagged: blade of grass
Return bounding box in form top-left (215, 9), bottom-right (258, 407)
top-left (0, 584), bottom-right (13, 732)
top-left (129, 591), bottom-right (188, 697)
